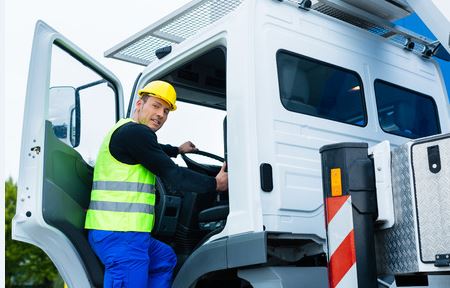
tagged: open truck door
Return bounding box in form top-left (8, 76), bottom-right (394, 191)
top-left (12, 21), bottom-right (124, 288)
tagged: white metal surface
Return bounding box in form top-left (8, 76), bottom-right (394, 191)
top-left (105, 0), bottom-right (444, 68)
top-left (254, 0), bottom-right (449, 240)
top-left (369, 141), bottom-right (395, 229)
top-left (12, 21), bottom-right (124, 288)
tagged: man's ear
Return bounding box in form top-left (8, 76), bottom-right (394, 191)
top-left (135, 98), bottom-right (143, 110)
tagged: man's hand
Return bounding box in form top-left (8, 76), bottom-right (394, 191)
top-left (178, 141), bottom-right (199, 154)
top-left (215, 162), bottom-right (228, 192)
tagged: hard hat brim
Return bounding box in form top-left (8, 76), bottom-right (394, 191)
top-left (137, 90), bottom-right (177, 111)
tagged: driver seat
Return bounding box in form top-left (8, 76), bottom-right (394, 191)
top-left (198, 205), bottom-right (229, 230)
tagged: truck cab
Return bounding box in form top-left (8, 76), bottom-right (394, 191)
top-left (13, 0), bottom-right (450, 287)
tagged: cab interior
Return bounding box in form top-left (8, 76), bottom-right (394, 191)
top-left (43, 46), bottom-right (228, 287)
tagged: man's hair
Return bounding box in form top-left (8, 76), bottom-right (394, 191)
top-left (134, 93), bottom-right (151, 114)
top-left (140, 93), bottom-right (151, 103)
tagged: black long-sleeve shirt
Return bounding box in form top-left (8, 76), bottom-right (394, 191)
top-left (109, 121), bottom-right (216, 194)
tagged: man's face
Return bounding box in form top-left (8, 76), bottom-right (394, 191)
top-left (135, 96), bottom-right (170, 132)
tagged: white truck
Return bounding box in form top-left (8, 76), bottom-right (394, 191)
top-left (12, 0), bottom-right (450, 287)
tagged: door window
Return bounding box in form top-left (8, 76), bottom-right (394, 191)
top-left (374, 79), bottom-right (441, 139)
top-left (49, 44), bottom-right (118, 165)
top-left (277, 50), bottom-right (367, 126)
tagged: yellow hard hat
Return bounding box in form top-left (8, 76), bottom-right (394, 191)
top-left (137, 80), bottom-right (177, 111)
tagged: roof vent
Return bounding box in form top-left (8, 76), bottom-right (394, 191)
top-left (105, 0), bottom-right (243, 66)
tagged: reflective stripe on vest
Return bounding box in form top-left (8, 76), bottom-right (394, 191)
top-left (92, 181), bottom-right (155, 193)
top-left (89, 201), bottom-right (155, 214)
top-left (84, 118), bottom-right (156, 232)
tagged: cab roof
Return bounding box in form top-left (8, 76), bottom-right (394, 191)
top-left (104, 0), bottom-right (440, 67)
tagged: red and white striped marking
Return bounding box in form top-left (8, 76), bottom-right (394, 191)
top-left (326, 195), bottom-right (358, 288)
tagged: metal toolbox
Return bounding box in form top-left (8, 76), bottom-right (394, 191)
top-left (375, 133), bottom-right (450, 274)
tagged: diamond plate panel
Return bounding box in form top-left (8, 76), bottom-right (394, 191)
top-left (412, 136), bottom-right (450, 263)
top-left (375, 143), bottom-right (418, 274)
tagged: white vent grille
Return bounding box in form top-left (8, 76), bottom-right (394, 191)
top-left (160, 0), bottom-right (241, 39)
top-left (105, 0), bottom-right (243, 66)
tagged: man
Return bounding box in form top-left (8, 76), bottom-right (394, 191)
top-left (85, 80), bottom-right (228, 288)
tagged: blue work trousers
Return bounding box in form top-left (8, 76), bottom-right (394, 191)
top-left (88, 230), bottom-right (177, 288)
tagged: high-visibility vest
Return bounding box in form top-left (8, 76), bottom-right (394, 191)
top-left (85, 118), bottom-right (156, 232)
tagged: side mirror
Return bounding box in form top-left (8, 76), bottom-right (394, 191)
top-left (49, 86), bottom-right (80, 147)
top-left (70, 106), bottom-right (80, 147)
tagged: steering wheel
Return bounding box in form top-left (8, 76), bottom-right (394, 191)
top-left (180, 150), bottom-right (224, 176)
